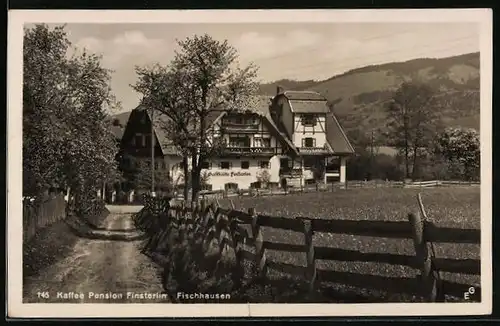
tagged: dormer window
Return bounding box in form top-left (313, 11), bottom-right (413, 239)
top-left (301, 114), bottom-right (317, 126)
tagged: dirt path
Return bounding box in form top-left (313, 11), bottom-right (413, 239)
top-left (23, 209), bottom-right (169, 303)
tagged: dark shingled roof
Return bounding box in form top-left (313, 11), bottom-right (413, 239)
top-left (133, 105), bottom-right (227, 156)
top-left (283, 91), bottom-right (326, 101)
top-left (325, 112), bottom-right (356, 154)
top-left (109, 111), bottom-right (132, 139)
top-left (115, 94), bottom-right (352, 157)
top-left (288, 100), bottom-right (331, 113)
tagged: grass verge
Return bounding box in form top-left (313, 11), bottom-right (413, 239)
top-left (23, 219), bottom-right (79, 280)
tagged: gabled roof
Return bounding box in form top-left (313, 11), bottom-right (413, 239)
top-left (108, 111), bottom-right (132, 139)
top-left (283, 91), bottom-right (326, 101)
top-left (135, 105), bottom-right (179, 155)
top-left (128, 105), bottom-right (227, 156)
top-left (288, 100), bottom-right (331, 113)
top-left (281, 91), bottom-right (331, 113)
top-left (275, 90), bottom-right (355, 155)
top-left (229, 95), bottom-right (299, 155)
top-left (116, 94), bottom-right (353, 158)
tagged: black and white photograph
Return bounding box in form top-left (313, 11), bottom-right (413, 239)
top-left (7, 9), bottom-right (492, 318)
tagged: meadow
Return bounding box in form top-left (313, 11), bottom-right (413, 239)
top-left (216, 186), bottom-right (481, 302)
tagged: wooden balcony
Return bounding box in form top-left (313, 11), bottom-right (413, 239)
top-left (297, 147), bottom-right (331, 155)
top-left (224, 146), bottom-right (276, 155)
top-left (221, 123), bottom-right (259, 133)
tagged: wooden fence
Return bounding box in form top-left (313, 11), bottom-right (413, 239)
top-left (23, 194), bottom-right (67, 242)
top-left (138, 193), bottom-right (480, 302)
top-left (193, 179), bottom-right (480, 201)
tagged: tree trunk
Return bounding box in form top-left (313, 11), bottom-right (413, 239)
top-left (182, 156), bottom-right (189, 202)
top-left (190, 156), bottom-right (202, 203)
top-left (404, 147), bottom-right (410, 179)
top-left (411, 146), bottom-right (419, 181)
top-left (403, 132), bottom-right (410, 179)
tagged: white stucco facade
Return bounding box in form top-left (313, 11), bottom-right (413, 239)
top-left (169, 157), bottom-right (274, 191)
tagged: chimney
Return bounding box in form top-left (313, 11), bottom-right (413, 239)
top-left (276, 86), bottom-right (284, 95)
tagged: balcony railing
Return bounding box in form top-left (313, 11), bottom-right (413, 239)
top-left (221, 123), bottom-right (260, 132)
top-left (298, 147), bottom-right (330, 154)
top-left (224, 146), bottom-right (276, 155)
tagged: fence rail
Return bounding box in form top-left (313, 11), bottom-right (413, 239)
top-left (191, 179), bottom-right (480, 201)
top-left (137, 193), bottom-right (480, 302)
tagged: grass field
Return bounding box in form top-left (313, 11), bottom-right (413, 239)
top-left (218, 186), bottom-right (481, 302)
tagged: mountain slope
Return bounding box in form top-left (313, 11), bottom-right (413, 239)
top-left (259, 52), bottom-right (480, 145)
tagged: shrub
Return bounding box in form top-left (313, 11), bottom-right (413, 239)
top-left (347, 150), bottom-right (404, 181)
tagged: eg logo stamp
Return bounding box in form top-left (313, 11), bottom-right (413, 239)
top-left (463, 287), bottom-right (475, 300)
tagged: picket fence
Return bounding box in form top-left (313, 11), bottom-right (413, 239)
top-left (137, 194), bottom-right (480, 302)
top-left (23, 194), bottom-right (67, 242)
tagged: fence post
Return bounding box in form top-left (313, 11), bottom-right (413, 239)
top-left (229, 214), bottom-right (244, 289)
top-left (303, 218), bottom-right (316, 294)
top-left (408, 212), bottom-right (438, 302)
top-left (249, 207), bottom-right (267, 279)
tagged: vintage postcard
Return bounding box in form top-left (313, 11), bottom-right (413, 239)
top-left (7, 9), bottom-right (492, 318)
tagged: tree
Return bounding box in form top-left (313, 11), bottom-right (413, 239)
top-left (133, 34), bottom-right (259, 202)
top-left (434, 127), bottom-right (480, 181)
top-left (134, 160), bottom-right (173, 193)
top-left (256, 170), bottom-right (271, 187)
top-left (23, 24), bottom-right (119, 208)
top-left (385, 82), bottom-right (442, 180)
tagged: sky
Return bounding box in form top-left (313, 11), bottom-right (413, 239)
top-left (37, 22), bottom-right (479, 113)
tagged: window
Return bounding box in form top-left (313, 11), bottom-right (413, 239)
top-left (241, 161), bottom-right (250, 169)
top-left (202, 184), bottom-right (213, 191)
top-left (161, 162), bottom-right (167, 170)
top-left (135, 134), bottom-right (143, 147)
top-left (201, 161), bottom-right (211, 169)
top-left (248, 116), bottom-right (258, 125)
top-left (227, 115), bottom-right (244, 125)
top-left (154, 162), bottom-right (159, 170)
top-left (254, 137), bottom-right (271, 148)
top-left (220, 161), bottom-right (231, 169)
top-left (145, 134), bottom-right (151, 148)
top-left (302, 137), bottom-right (316, 148)
top-left (229, 136), bottom-right (250, 147)
top-left (259, 161), bottom-right (269, 169)
top-left (301, 114), bottom-right (317, 126)
top-left (225, 182), bottom-right (239, 192)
